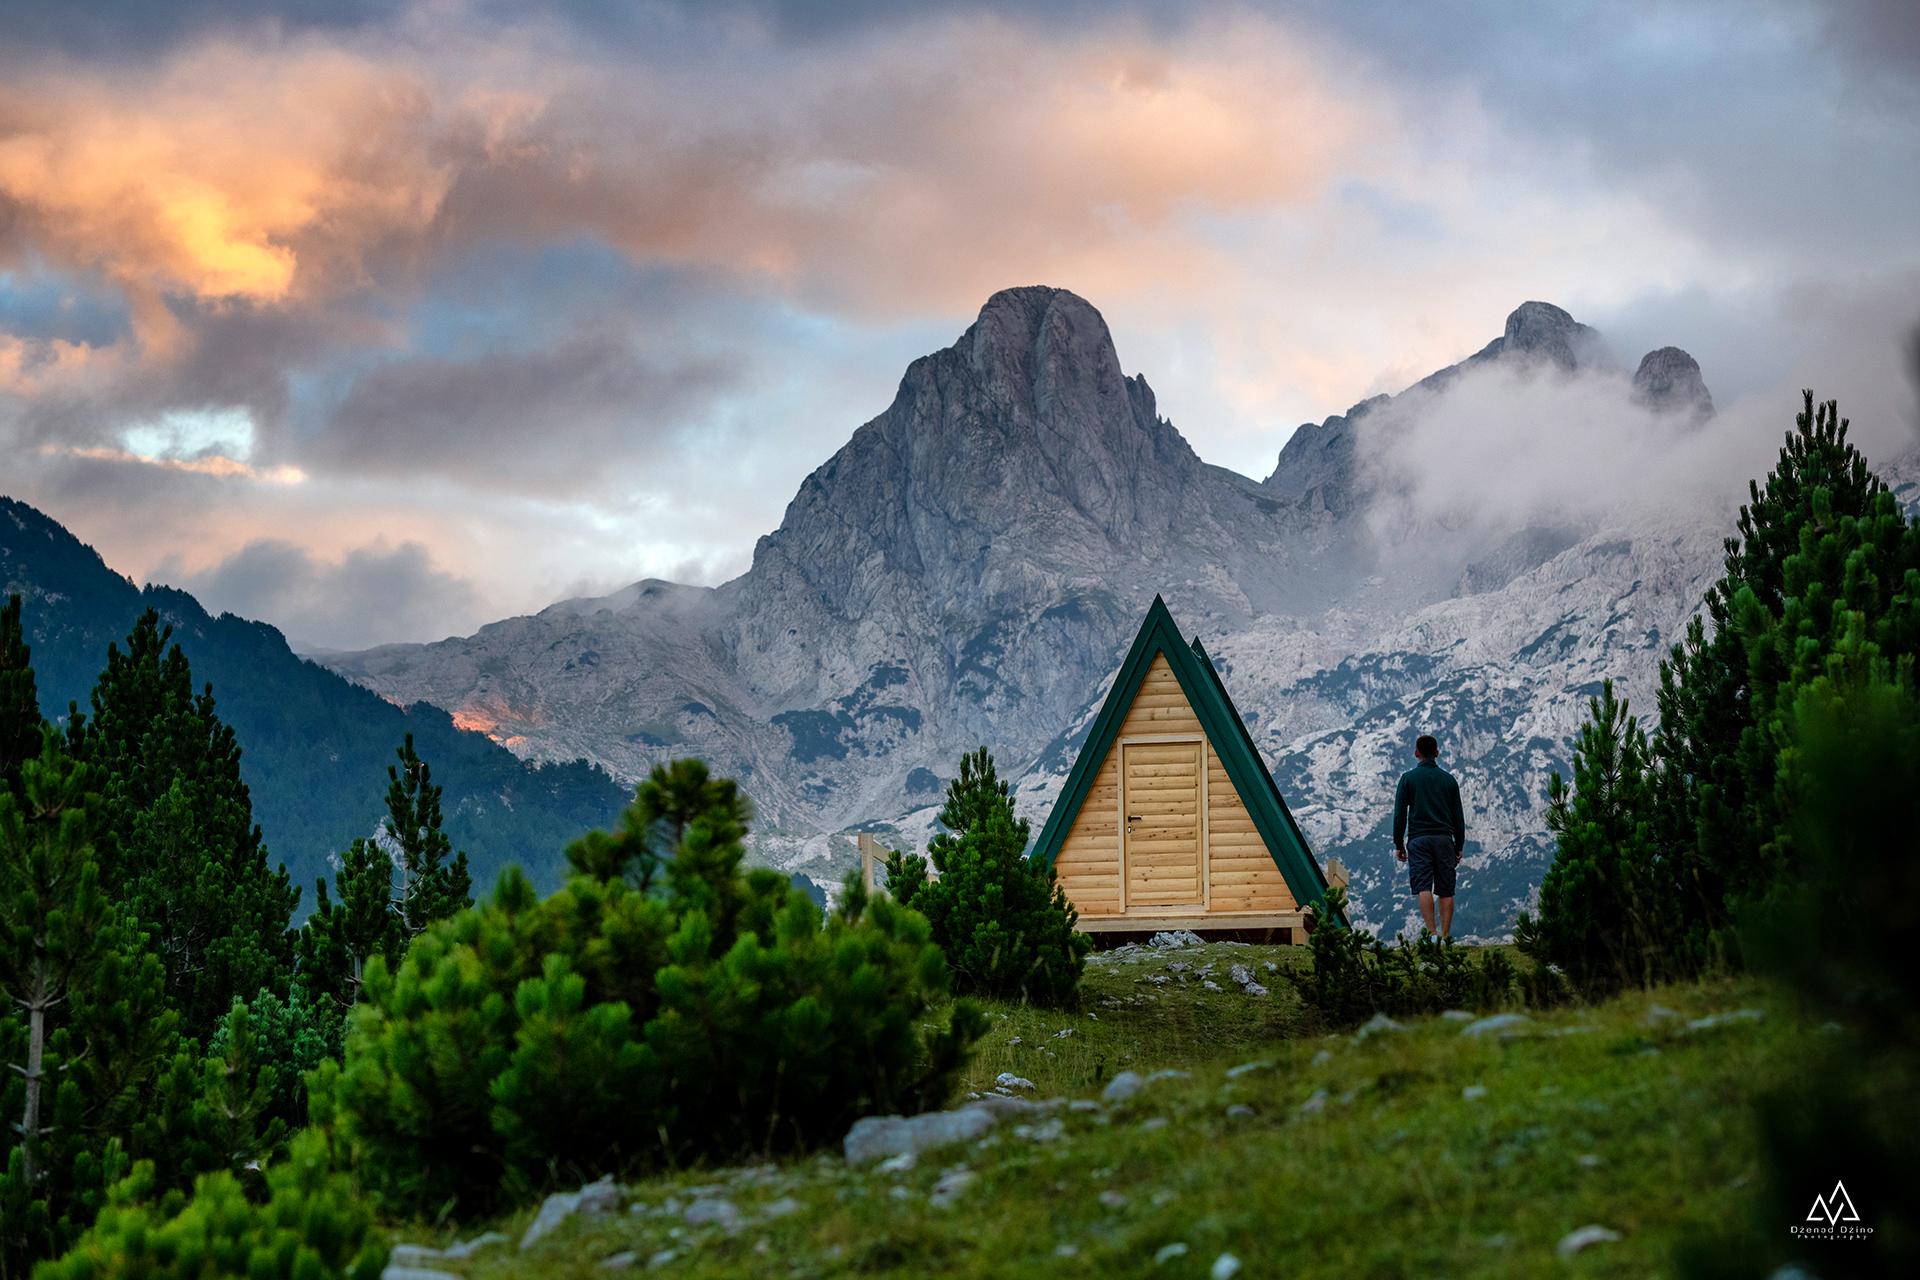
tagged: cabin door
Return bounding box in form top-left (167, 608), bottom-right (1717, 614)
top-left (1120, 740), bottom-right (1205, 912)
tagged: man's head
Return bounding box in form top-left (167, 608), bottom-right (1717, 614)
top-left (1416, 734), bottom-right (1439, 761)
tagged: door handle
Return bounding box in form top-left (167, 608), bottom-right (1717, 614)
top-left (1127, 814), bottom-right (1141, 822)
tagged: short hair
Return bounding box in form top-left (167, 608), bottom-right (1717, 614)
top-left (1415, 734), bottom-right (1439, 759)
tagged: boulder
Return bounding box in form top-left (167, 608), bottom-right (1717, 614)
top-left (1460, 1013), bottom-right (1530, 1038)
top-left (521, 1176), bottom-right (622, 1251)
top-left (844, 1105), bottom-right (999, 1165)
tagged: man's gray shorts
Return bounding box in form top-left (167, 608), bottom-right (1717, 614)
top-left (1407, 834), bottom-right (1459, 897)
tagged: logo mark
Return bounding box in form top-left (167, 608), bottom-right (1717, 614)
top-left (1807, 1181), bottom-right (1860, 1227)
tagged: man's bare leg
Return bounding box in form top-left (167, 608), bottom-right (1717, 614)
top-left (1438, 896), bottom-right (1454, 939)
top-left (1418, 890), bottom-right (1436, 934)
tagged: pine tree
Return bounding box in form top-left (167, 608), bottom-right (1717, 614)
top-left (1, 597), bottom-right (43, 800)
top-left (35, 1129), bottom-right (387, 1280)
top-left (317, 760), bottom-right (980, 1218)
top-left (383, 735), bottom-right (471, 940)
top-left (1516, 681), bottom-right (1679, 990)
top-left (1651, 393), bottom-right (1909, 955)
top-left (294, 838), bottom-right (396, 1023)
top-left (886, 748), bottom-right (1090, 1005)
top-left (73, 611), bottom-right (298, 1039)
top-left (295, 737), bottom-right (473, 1035)
top-left (0, 736), bottom-right (174, 1272)
top-left (0, 740), bottom-right (109, 1195)
top-left (193, 999), bottom-right (287, 1179)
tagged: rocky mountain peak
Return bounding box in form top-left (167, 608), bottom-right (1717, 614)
top-left (1493, 300), bottom-right (1604, 371)
top-left (1631, 346), bottom-right (1714, 423)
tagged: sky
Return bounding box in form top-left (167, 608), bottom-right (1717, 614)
top-left (2, 0), bottom-right (1917, 651)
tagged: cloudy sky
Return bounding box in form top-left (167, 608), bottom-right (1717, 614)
top-left (3, 0), bottom-right (1916, 650)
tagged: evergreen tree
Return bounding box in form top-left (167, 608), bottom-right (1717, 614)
top-left (72, 610), bottom-right (298, 1039)
top-left (0, 596), bottom-right (41, 796)
top-left (315, 760), bottom-right (981, 1218)
top-left (192, 999), bottom-right (287, 1179)
top-left (294, 839), bottom-right (395, 1023)
top-left (1682, 673), bottom-right (1920, 1278)
top-left (35, 1129), bottom-right (387, 1280)
top-left (1516, 681), bottom-right (1681, 990)
top-left (295, 737), bottom-right (473, 1033)
top-left (1651, 393), bottom-right (1911, 956)
top-left (885, 748), bottom-right (1090, 1005)
top-left (384, 735), bottom-right (471, 940)
top-left (1533, 391), bottom-right (1920, 994)
top-left (0, 736), bottom-right (174, 1272)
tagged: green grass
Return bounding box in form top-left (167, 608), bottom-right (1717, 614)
top-left (411, 944), bottom-right (1790, 1279)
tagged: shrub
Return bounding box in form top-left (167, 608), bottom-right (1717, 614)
top-left (312, 763), bottom-right (983, 1218)
top-left (1290, 887), bottom-right (1522, 1025)
top-left (34, 1129), bottom-right (386, 1280)
top-left (885, 748), bottom-right (1090, 1005)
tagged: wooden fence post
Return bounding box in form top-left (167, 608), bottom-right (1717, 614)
top-left (858, 832), bottom-right (882, 894)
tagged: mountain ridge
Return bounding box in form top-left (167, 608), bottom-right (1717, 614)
top-left (318, 286), bottom-right (1750, 935)
top-left (0, 496), bottom-right (631, 904)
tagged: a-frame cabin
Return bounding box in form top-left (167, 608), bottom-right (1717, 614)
top-left (1033, 596), bottom-right (1333, 941)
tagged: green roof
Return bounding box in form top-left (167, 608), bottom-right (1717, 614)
top-left (1031, 595), bottom-right (1333, 917)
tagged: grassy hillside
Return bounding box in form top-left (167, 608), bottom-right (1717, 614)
top-left (1, 496), bottom-right (630, 901)
top-left (397, 942), bottom-right (1787, 1279)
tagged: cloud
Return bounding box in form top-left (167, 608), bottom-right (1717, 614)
top-left (2, 0), bottom-right (1917, 650)
top-left (1358, 269), bottom-right (1920, 545)
top-left (156, 537), bottom-right (481, 652)
top-left (312, 327), bottom-right (738, 494)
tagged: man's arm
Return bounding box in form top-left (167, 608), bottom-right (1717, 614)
top-left (1392, 774), bottom-right (1409, 854)
top-left (1449, 777), bottom-right (1466, 852)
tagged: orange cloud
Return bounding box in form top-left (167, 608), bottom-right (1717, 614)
top-left (0, 10), bottom-right (1374, 342)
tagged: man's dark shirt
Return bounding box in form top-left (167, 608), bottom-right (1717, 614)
top-left (1393, 758), bottom-right (1466, 851)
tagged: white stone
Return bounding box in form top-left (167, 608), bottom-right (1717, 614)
top-left (843, 1104), bottom-right (999, 1165)
top-left (1462, 1085), bottom-right (1488, 1101)
top-left (994, 1072), bottom-right (1037, 1091)
top-left (1212, 1254), bottom-right (1243, 1279)
top-left (1354, 1013), bottom-right (1406, 1039)
top-left (387, 1245), bottom-right (445, 1267)
top-left (1298, 1089), bottom-right (1329, 1116)
top-left (684, 1197), bottom-right (741, 1230)
top-left (1460, 1013), bottom-right (1530, 1037)
top-left (761, 1196), bottom-right (803, 1219)
top-left (521, 1177), bottom-right (622, 1251)
top-left (1556, 1225), bottom-right (1622, 1258)
top-left (1154, 1242), bottom-right (1190, 1264)
top-left (441, 1232), bottom-right (509, 1259)
top-left (1102, 1071), bottom-right (1146, 1103)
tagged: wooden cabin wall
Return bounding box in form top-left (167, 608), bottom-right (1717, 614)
top-left (1051, 654), bottom-right (1297, 919)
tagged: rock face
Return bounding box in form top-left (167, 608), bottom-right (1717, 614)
top-left (1631, 346), bottom-right (1714, 422)
top-left (322, 285), bottom-right (1811, 937)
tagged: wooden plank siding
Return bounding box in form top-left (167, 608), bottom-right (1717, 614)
top-left (1051, 654), bottom-right (1296, 924)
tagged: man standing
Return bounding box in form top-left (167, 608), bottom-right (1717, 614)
top-left (1392, 734), bottom-right (1466, 939)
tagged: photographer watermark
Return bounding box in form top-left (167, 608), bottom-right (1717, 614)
top-left (1792, 1181), bottom-right (1873, 1241)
